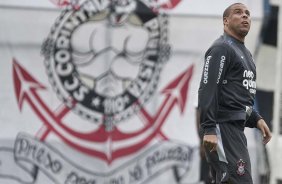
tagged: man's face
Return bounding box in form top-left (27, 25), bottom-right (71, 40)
top-left (224, 4), bottom-right (251, 37)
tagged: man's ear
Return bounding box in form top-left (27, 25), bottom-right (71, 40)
top-left (223, 17), bottom-right (228, 26)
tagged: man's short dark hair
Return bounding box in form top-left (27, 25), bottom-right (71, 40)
top-left (223, 3), bottom-right (244, 19)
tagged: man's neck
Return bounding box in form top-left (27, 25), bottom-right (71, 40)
top-left (224, 30), bottom-right (245, 43)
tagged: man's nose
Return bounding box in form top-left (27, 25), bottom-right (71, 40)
top-left (242, 12), bottom-right (249, 19)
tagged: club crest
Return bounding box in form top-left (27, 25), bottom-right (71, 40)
top-left (236, 159), bottom-right (246, 176)
top-left (42, 0), bottom-right (170, 128)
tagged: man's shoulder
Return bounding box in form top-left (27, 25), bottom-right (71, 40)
top-left (206, 40), bottom-right (232, 53)
top-left (212, 35), bottom-right (234, 49)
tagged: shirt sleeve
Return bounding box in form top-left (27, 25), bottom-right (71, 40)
top-left (245, 108), bottom-right (263, 128)
top-left (198, 45), bottom-right (230, 135)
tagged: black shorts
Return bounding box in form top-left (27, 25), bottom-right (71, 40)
top-left (203, 121), bottom-right (253, 184)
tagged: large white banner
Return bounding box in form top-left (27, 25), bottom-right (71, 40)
top-left (0, 0), bottom-right (264, 183)
top-left (0, 1), bottom-right (201, 183)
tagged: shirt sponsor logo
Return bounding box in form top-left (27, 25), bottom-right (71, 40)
top-left (217, 55), bottom-right (225, 84)
top-left (242, 70), bottom-right (256, 94)
top-left (203, 56), bottom-right (212, 84)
